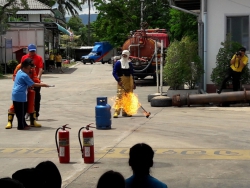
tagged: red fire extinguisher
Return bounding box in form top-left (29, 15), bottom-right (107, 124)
top-left (55, 124), bottom-right (71, 163)
top-left (27, 89), bottom-right (35, 113)
top-left (78, 123), bottom-right (95, 163)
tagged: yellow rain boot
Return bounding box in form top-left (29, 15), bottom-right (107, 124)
top-left (113, 108), bottom-right (121, 118)
top-left (5, 112), bottom-right (14, 129)
top-left (30, 112), bottom-right (41, 127)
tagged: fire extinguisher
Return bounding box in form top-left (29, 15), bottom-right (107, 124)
top-left (55, 124), bottom-right (71, 163)
top-left (27, 89), bottom-right (35, 113)
top-left (78, 123), bottom-right (95, 163)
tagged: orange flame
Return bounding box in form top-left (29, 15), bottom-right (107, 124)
top-left (112, 92), bottom-right (140, 115)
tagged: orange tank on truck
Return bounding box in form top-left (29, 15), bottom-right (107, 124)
top-left (122, 28), bottom-right (169, 81)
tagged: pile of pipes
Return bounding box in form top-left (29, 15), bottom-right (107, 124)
top-left (172, 89), bottom-right (250, 107)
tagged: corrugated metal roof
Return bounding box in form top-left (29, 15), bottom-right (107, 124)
top-left (0, 0), bottom-right (51, 10)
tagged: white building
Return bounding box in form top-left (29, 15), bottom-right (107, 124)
top-left (0, 0), bottom-right (70, 72)
top-left (171, 0), bottom-right (250, 93)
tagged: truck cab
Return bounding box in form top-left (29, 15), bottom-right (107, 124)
top-left (81, 42), bottom-right (114, 64)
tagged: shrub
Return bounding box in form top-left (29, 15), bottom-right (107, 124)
top-left (7, 59), bottom-right (18, 73)
top-left (210, 35), bottom-right (250, 87)
top-left (163, 36), bottom-right (204, 89)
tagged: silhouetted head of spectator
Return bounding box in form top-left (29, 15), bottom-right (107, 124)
top-left (97, 170), bottom-right (125, 188)
top-left (12, 168), bottom-right (44, 188)
top-left (35, 161), bottom-right (62, 188)
top-left (0, 177), bottom-right (24, 188)
top-left (128, 143), bottom-right (154, 176)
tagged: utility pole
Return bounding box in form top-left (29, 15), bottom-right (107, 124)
top-left (140, 0), bottom-right (144, 29)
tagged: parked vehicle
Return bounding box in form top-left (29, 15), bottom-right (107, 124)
top-left (122, 27), bottom-right (170, 81)
top-left (81, 42), bottom-right (115, 64)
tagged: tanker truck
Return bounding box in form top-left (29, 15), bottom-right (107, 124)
top-left (122, 27), bottom-right (169, 81)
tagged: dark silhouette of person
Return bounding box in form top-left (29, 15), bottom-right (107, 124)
top-left (35, 160), bottom-right (62, 188)
top-left (97, 170), bottom-right (125, 188)
top-left (126, 143), bottom-right (168, 188)
top-left (12, 161), bottom-right (62, 188)
top-left (12, 168), bottom-right (44, 188)
top-left (0, 177), bottom-right (24, 188)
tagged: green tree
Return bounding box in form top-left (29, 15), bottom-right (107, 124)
top-left (67, 16), bottom-right (84, 35)
top-left (0, 0), bottom-right (28, 33)
top-left (163, 36), bottom-right (203, 89)
top-left (7, 59), bottom-right (18, 73)
top-left (168, 9), bottom-right (198, 41)
top-left (93, 0), bottom-right (170, 47)
top-left (81, 0), bottom-right (95, 45)
top-left (211, 35), bottom-right (250, 87)
top-left (38, 0), bottom-right (81, 17)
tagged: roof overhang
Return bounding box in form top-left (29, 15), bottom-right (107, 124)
top-left (56, 23), bottom-right (70, 35)
top-left (44, 22), bottom-right (70, 35)
top-left (169, 0), bottom-right (200, 16)
top-left (172, 0), bottom-right (200, 11)
top-left (16, 10), bottom-right (54, 17)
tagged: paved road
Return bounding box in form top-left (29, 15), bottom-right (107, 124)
top-left (1, 62), bottom-right (250, 188)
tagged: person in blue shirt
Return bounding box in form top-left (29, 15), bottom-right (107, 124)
top-left (126, 143), bottom-right (168, 188)
top-left (112, 50), bottom-right (136, 118)
top-left (12, 58), bottom-right (49, 130)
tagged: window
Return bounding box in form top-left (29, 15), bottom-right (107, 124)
top-left (226, 16), bottom-right (249, 50)
top-left (8, 14), bottom-right (28, 22)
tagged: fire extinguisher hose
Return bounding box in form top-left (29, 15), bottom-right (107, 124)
top-left (78, 123), bottom-right (95, 158)
top-left (55, 127), bottom-right (61, 154)
top-left (55, 124), bottom-right (70, 155)
top-left (78, 127), bottom-right (85, 158)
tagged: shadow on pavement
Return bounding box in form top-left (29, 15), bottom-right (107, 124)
top-left (28, 126), bottom-right (57, 131)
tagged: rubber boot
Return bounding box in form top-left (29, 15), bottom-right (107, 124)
top-left (30, 111), bottom-right (41, 127)
top-left (122, 110), bottom-right (132, 117)
top-left (5, 113), bottom-right (14, 129)
top-left (113, 108), bottom-right (121, 118)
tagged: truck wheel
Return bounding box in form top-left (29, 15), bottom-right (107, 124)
top-left (90, 60), bottom-right (94, 64)
top-left (102, 61), bottom-right (105, 64)
top-left (150, 96), bottom-right (172, 107)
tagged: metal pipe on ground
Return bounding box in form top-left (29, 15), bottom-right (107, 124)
top-left (172, 89), bottom-right (250, 107)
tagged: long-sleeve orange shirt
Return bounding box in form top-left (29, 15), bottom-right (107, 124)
top-left (12, 63), bottom-right (40, 83)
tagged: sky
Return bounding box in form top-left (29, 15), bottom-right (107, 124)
top-left (52, 2), bottom-right (98, 16)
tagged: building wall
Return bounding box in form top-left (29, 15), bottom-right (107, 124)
top-left (204, 0), bottom-right (250, 92)
top-left (0, 23), bottom-right (45, 66)
top-left (28, 14), bottom-right (41, 22)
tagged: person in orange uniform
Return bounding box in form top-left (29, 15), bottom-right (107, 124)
top-left (20, 44), bottom-right (44, 120)
top-left (5, 47), bottom-right (42, 129)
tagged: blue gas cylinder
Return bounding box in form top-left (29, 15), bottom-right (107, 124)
top-left (95, 97), bottom-right (111, 129)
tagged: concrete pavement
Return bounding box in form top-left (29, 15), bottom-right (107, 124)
top-left (1, 62), bottom-right (250, 187)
